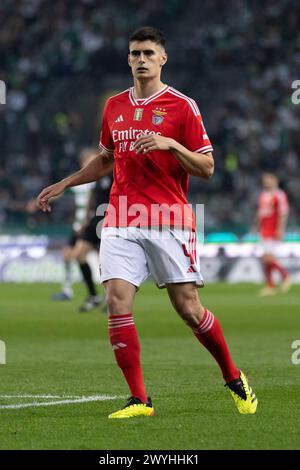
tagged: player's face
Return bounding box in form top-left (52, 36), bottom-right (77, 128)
top-left (128, 40), bottom-right (167, 80)
top-left (262, 173), bottom-right (278, 190)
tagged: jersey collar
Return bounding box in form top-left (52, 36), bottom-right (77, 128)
top-left (129, 85), bottom-right (169, 107)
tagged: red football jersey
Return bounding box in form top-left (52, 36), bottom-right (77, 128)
top-left (99, 85), bottom-right (213, 229)
top-left (258, 189), bottom-right (289, 239)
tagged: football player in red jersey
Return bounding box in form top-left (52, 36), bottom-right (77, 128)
top-left (37, 27), bottom-right (257, 418)
top-left (256, 172), bottom-right (291, 296)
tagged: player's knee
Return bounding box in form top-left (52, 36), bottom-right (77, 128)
top-left (72, 246), bottom-right (86, 263)
top-left (263, 254), bottom-right (273, 264)
top-left (106, 291), bottom-right (132, 315)
top-left (77, 252), bottom-right (86, 264)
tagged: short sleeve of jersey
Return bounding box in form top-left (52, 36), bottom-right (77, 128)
top-left (180, 100), bottom-right (213, 154)
top-left (99, 100), bottom-right (114, 153)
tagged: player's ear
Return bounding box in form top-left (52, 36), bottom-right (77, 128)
top-left (160, 51), bottom-right (168, 67)
top-left (128, 53), bottom-right (132, 68)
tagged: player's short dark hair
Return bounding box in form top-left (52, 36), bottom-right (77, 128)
top-left (129, 26), bottom-right (166, 48)
top-left (262, 170), bottom-right (277, 179)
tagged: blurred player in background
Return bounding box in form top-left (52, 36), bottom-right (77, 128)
top-left (37, 27), bottom-right (257, 419)
top-left (74, 174), bottom-right (112, 312)
top-left (256, 172), bottom-right (291, 296)
top-left (52, 148), bottom-right (96, 302)
top-left (52, 148), bottom-right (112, 312)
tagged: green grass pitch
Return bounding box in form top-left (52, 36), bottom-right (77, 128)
top-left (0, 282), bottom-right (300, 450)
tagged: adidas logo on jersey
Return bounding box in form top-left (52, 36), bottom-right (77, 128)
top-left (115, 115), bottom-right (124, 122)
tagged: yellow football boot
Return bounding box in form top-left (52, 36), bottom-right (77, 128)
top-left (258, 286), bottom-right (277, 297)
top-left (226, 371), bottom-right (258, 414)
top-left (281, 276), bottom-right (292, 294)
top-left (108, 396), bottom-right (154, 419)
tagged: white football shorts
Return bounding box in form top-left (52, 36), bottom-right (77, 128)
top-left (99, 227), bottom-right (204, 288)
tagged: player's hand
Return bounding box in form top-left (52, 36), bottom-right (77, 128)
top-left (133, 134), bottom-right (175, 153)
top-left (37, 181), bottom-right (67, 213)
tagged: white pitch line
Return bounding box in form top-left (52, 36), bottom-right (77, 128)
top-left (0, 394), bottom-right (80, 399)
top-left (0, 395), bottom-right (123, 410)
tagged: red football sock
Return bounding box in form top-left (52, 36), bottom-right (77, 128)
top-left (269, 259), bottom-right (288, 281)
top-left (264, 261), bottom-right (275, 287)
top-left (108, 313), bottom-right (147, 403)
top-left (192, 309), bottom-right (240, 383)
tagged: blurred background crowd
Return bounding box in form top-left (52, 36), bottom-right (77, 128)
top-left (0, 0), bottom-right (299, 235)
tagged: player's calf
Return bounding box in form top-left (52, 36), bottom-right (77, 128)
top-left (167, 283), bottom-right (205, 329)
top-left (167, 284), bottom-right (240, 382)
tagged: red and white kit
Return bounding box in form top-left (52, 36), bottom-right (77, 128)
top-left (258, 189), bottom-right (289, 254)
top-left (99, 85), bottom-right (213, 287)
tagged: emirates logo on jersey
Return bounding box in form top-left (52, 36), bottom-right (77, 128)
top-left (152, 108), bottom-right (167, 125)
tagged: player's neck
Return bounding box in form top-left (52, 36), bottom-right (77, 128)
top-left (133, 79), bottom-right (166, 99)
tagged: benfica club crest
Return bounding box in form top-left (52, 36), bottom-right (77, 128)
top-left (152, 108), bottom-right (167, 125)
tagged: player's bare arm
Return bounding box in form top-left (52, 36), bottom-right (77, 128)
top-left (133, 134), bottom-right (214, 179)
top-left (37, 150), bottom-right (114, 212)
top-left (276, 213), bottom-right (288, 240)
